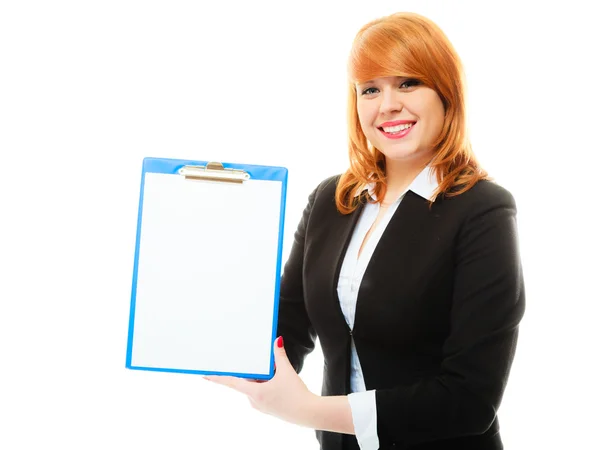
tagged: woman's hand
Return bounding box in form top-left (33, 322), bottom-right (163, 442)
top-left (203, 336), bottom-right (319, 427)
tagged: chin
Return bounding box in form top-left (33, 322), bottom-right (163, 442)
top-left (379, 148), bottom-right (420, 160)
top-left (382, 149), bottom-right (434, 166)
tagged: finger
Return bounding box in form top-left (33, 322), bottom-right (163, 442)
top-left (273, 336), bottom-right (290, 369)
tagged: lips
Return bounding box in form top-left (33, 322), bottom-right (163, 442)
top-left (378, 122), bottom-right (415, 139)
top-left (378, 120), bottom-right (416, 128)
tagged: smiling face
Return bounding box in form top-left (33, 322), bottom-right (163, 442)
top-left (356, 76), bottom-right (446, 167)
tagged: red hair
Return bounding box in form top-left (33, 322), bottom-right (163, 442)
top-left (336, 12), bottom-right (489, 214)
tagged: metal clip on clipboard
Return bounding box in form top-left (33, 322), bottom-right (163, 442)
top-left (178, 162), bottom-right (250, 183)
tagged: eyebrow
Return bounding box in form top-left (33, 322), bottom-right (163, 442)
top-left (357, 76), bottom-right (409, 85)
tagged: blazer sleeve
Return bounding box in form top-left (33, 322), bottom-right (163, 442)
top-left (276, 184), bottom-right (319, 374)
top-left (375, 186), bottom-right (526, 447)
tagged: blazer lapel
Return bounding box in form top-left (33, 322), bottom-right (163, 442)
top-left (328, 195), bottom-right (366, 331)
top-left (353, 191), bottom-right (438, 333)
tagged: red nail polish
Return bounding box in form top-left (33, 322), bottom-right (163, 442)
top-left (277, 336), bottom-right (284, 348)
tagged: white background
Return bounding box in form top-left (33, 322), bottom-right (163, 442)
top-left (1, 1), bottom-right (598, 449)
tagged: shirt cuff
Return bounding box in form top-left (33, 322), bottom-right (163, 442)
top-left (347, 390), bottom-right (379, 450)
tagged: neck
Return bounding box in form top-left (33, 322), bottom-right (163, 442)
top-left (382, 153), bottom-right (432, 202)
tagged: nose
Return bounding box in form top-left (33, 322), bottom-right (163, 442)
top-left (379, 87), bottom-right (403, 115)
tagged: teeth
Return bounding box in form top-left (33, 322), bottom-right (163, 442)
top-left (382, 123), bottom-right (414, 133)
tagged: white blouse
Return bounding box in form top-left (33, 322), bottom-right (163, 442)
top-left (340, 166), bottom-right (438, 450)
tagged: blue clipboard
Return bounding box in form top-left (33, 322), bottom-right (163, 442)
top-left (126, 157), bottom-right (288, 379)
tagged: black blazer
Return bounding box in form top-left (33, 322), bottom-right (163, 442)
top-left (276, 175), bottom-right (525, 450)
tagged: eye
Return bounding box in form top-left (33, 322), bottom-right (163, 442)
top-left (360, 87), bottom-right (378, 96)
top-left (400, 79), bottom-right (421, 89)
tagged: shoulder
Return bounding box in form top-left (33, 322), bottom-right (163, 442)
top-left (314, 174), bottom-right (341, 196)
top-left (305, 174), bottom-right (342, 205)
top-left (435, 180), bottom-right (521, 252)
top-left (441, 179), bottom-right (517, 216)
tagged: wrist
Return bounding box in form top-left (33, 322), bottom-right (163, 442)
top-left (300, 394), bottom-right (355, 435)
top-left (297, 391), bottom-right (322, 428)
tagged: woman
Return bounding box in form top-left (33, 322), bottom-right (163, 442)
top-left (205, 11), bottom-right (525, 450)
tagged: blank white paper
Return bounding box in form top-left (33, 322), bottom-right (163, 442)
top-left (130, 172), bottom-right (283, 376)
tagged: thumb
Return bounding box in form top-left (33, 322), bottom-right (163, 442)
top-left (273, 336), bottom-right (289, 367)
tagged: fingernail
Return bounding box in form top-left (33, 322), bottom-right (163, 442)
top-left (277, 336), bottom-right (284, 348)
